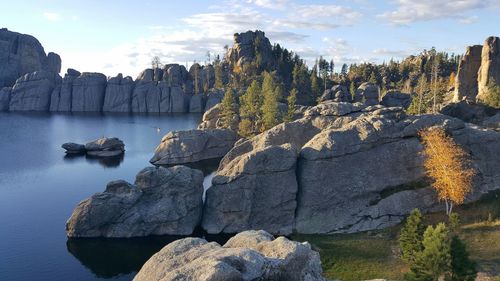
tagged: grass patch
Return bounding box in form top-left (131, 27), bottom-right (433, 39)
top-left (292, 190), bottom-right (500, 280)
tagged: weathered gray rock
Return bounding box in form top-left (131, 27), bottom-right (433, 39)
top-left (381, 91), bottom-right (412, 109)
top-left (66, 165), bottom-right (204, 237)
top-left (198, 103), bottom-right (222, 129)
top-left (131, 80), bottom-right (160, 113)
top-left (0, 28), bottom-right (61, 88)
top-left (454, 45), bottom-right (483, 102)
top-left (9, 71), bottom-right (61, 111)
top-left (134, 230), bottom-right (326, 281)
top-left (477, 36), bottom-right (500, 103)
top-left (204, 90), bottom-right (223, 111)
top-left (482, 113), bottom-right (500, 130)
top-left (225, 30), bottom-right (274, 69)
top-left (103, 74), bottom-right (134, 112)
top-left (62, 142), bottom-right (86, 154)
top-left (85, 137), bottom-right (125, 157)
top-left (71, 72), bottom-right (107, 112)
top-left (168, 86), bottom-right (188, 112)
top-left (440, 100), bottom-right (499, 124)
top-left (50, 69), bottom-right (80, 112)
top-left (0, 87), bottom-right (11, 111)
top-left (202, 144), bottom-right (299, 235)
top-left (319, 85), bottom-right (352, 103)
top-left (189, 93), bottom-right (205, 113)
top-left (355, 83), bottom-right (380, 105)
top-left (150, 129), bottom-right (238, 165)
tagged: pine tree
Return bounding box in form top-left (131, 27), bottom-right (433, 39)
top-left (349, 82), bottom-right (356, 100)
top-left (310, 70), bottom-right (321, 102)
top-left (214, 62), bottom-right (224, 89)
top-left (261, 72), bottom-right (281, 131)
top-left (239, 80), bottom-right (262, 136)
top-left (406, 223), bottom-right (451, 281)
top-left (449, 236), bottom-right (477, 281)
top-left (448, 213), bottom-right (460, 234)
top-left (285, 88), bottom-right (297, 122)
top-left (220, 88), bottom-right (237, 129)
top-left (399, 209), bottom-right (426, 263)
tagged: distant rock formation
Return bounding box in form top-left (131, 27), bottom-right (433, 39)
top-left (66, 165), bottom-right (204, 237)
top-left (454, 45), bottom-right (483, 102)
top-left (8, 71), bottom-right (61, 111)
top-left (477, 36), bottom-right (500, 103)
top-left (134, 230), bottom-right (327, 281)
top-left (225, 30), bottom-right (274, 69)
top-left (455, 36), bottom-right (500, 103)
top-left (0, 28), bottom-right (60, 88)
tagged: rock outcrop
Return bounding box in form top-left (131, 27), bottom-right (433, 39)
top-left (440, 100), bottom-right (499, 124)
top-left (319, 85), bottom-right (351, 103)
top-left (355, 83), bottom-right (380, 105)
top-left (61, 143), bottom-right (86, 154)
top-left (85, 137), bottom-right (125, 157)
top-left (71, 72), bottom-right (107, 112)
top-left (454, 45), bottom-right (483, 102)
top-left (8, 71), bottom-right (61, 111)
top-left (150, 129), bottom-right (238, 165)
top-left (134, 230), bottom-right (326, 281)
top-left (0, 28), bottom-right (61, 88)
top-left (202, 144), bottom-right (299, 235)
top-left (477, 36), bottom-right (500, 103)
top-left (103, 74), bottom-right (134, 112)
top-left (381, 91), bottom-right (412, 109)
top-left (50, 68), bottom-right (80, 112)
top-left (66, 165), bottom-right (204, 237)
top-left (225, 30), bottom-right (273, 69)
top-left (201, 101), bottom-right (500, 235)
top-left (198, 103), bottom-right (222, 129)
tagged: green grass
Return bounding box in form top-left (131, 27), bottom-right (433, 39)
top-left (292, 190), bottom-right (500, 281)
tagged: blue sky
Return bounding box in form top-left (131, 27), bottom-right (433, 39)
top-left (1, 0), bottom-right (499, 77)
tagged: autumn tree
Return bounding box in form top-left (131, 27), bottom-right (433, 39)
top-left (419, 127), bottom-right (476, 215)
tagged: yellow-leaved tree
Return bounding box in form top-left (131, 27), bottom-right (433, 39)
top-left (419, 127), bottom-right (476, 215)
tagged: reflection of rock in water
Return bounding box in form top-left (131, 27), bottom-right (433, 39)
top-left (63, 152), bottom-right (124, 168)
top-left (66, 229), bottom-right (232, 278)
top-left (85, 153), bottom-right (124, 168)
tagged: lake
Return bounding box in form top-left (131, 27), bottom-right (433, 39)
top-left (0, 112), bottom-right (222, 281)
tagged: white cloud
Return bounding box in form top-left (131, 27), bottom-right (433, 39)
top-left (247, 0), bottom-right (290, 9)
top-left (378, 0), bottom-right (497, 25)
top-left (43, 12), bottom-right (61, 22)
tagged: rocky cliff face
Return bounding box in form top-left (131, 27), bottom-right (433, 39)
top-left (225, 30), bottom-right (274, 69)
top-left (477, 36), bottom-right (500, 103)
top-left (200, 102), bottom-right (500, 235)
top-left (0, 28), bottom-right (61, 88)
top-left (454, 36), bottom-right (500, 103)
top-left (454, 45), bottom-right (483, 102)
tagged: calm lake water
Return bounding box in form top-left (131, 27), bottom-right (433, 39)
top-left (0, 112), bottom-right (221, 281)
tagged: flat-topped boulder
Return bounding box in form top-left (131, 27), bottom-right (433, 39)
top-left (150, 129), bottom-right (238, 165)
top-left (134, 230), bottom-right (327, 281)
top-left (66, 165), bottom-right (204, 237)
top-left (71, 72), bottom-right (107, 112)
top-left (85, 137), bottom-right (125, 157)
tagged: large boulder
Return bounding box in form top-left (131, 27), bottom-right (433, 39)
top-left (204, 90), bottom-right (223, 111)
top-left (66, 165), bottom-right (204, 237)
top-left (380, 91), bottom-right (412, 109)
top-left (198, 103), bottom-right (222, 129)
top-left (0, 87), bottom-right (11, 111)
top-left (477, 36), bottom-right (500, 103)
top-left (454, 45), bottom-right (483, 102)
top-left (355, 83), bottom-right (380, 105)
top-left (50, 68), bottom-right (80, 112)
top-left (71, 72), bottom-right (107, 112)
top-left (440, 100), bottom-right (499, 124)
top-left (62, 142), bottom-right (86, 154)
top-left (131, 80), bottom-right (160, 113)
top-left (134, 230), bottom-right (326, 281)
top-left (85, 137), bottom-right (125, 157)
top-left (9, 71), bottom-right (61, 111)
top-left (318, 85), bottom-right (351, 103)
top-left (0, 28), bottom-right (61, 88)
top-left (150, 129), bottom-right (238, 165)
top-left (202, 144), bottom-right (299, 235)
top-left (103, 74), bottom-right (134, 112)
top-left (189, 93), bottom-right (205, 113)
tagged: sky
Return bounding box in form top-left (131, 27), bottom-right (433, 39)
top-left (1, 0), bottom-right (499, 78)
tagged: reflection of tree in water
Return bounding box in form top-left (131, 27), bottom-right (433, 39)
top-left (63, 153), bottom-right (124, 168)
top-left (66, 229), bottom-right (232, 279)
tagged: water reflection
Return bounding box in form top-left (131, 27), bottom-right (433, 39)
top-left (66, 231), bottom-right (233, 278)
top-left (63, 153), bottom-right (125, 168)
